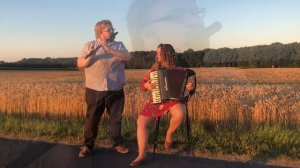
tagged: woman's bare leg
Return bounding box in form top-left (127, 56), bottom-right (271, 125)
top-left (134, 115), bottom-right (154, 161)
top-left (165, 103), bottom-right (186, 143)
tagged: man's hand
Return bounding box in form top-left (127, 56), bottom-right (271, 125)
top-left (84, 44), bottom-right (98, 59)
top-left (87, 45), bottom-right (94, 53)
top-left (99, 40), bottom-right (131, 61)
top-left (99, 40), bottom-right (110, 53)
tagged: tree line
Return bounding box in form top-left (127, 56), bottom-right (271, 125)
top-left (0, 42), bottom-right (299, 69)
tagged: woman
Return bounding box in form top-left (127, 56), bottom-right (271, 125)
top-left (130, 44), bottom-right (194, 166)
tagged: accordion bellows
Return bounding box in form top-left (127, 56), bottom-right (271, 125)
top-left (150, 68), bottom-right (196, 104)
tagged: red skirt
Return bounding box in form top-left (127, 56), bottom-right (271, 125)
top-left (139, 99), bottom-right (180, 119)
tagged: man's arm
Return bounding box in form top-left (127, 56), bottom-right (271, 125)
top-left (107, 48), bottom-right (131, 61)
top-left (101, 41), bottom-right (131, 61)
top-left (77, 44), bottom-right (94, 70)
top-left (77, 55), bottom-right (92, 70)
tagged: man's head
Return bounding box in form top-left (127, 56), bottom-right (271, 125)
top-left (94, 20), bottom-right (115, 41)
top-left (127, 0), bottom-right (221, 52)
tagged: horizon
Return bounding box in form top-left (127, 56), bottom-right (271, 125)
top-left (0, 41), bottom-right (299, 63)
top-left (1, 0), bottom-right (299, 62)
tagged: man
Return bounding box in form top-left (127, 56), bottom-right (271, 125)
top-left (77, 19), bottom-right (131, 158)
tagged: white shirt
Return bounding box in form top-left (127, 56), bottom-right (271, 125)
top-left (80, 40), bottom-right (131, 91)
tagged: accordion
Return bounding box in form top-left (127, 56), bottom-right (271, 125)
top-left (150, 68), bottom-right (196, 104)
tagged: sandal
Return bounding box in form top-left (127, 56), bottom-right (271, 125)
top-left (129, 157), bottom-right (147, 167)
top-left (164, 141), bottom-right (173, 149)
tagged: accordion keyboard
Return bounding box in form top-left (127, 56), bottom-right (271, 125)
top-left (150, 71), bottom-right (161, 104)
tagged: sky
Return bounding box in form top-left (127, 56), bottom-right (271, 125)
top-left (0, 0), bottom-right (299, 62)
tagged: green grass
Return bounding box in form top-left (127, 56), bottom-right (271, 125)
top-left (191, 123), bottom-right (300, 159)
top-left (0, 113), bottom-right (299, 160)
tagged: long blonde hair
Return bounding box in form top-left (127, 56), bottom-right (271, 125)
top-left (156, 44), bottom-right (177, 68)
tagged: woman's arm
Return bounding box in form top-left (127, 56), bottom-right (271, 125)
top-left (140, 73), bottom-right (150, 92)
top-left (140, 64), bottom-right (158, 91)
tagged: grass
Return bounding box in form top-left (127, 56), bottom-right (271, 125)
top-left (0, 113), bottom-right (299, 160)
top-left (0, 68), bottom-right (299, 164)
top-left (193, 124), bottom-right (299, 158)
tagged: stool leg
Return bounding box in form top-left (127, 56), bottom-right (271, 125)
top-left (186, 105), bottom-right (194, 156)
top-left (152, 117), bottom-right (160, 160)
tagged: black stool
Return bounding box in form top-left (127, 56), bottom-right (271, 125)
top-left (152, 102), bottom-right (194, 160)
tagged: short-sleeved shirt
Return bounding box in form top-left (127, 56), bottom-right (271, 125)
top-left (80, 40), bottom-right (130, 91)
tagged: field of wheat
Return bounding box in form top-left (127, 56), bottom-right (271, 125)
top-left (0, 68), bottom-right (299, 126)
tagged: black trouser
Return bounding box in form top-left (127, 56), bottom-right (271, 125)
top-left (83, 87), bottom-right (125, 150)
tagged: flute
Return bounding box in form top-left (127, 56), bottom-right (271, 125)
top-left (85, 32), bottom-right (118, 59)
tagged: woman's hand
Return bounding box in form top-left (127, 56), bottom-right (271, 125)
top-left (144, 79), bottom-right (157, 91)
top-left (186, 82), bottom-right (194, 91)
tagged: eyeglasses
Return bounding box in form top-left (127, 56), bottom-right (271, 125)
top-left (94, 28), bottom-right (115, 32)
top-left (102, 28), bottom-right (115, 32)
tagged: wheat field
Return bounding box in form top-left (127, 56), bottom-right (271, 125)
top-left (0, 68), bottom-right (299, 126)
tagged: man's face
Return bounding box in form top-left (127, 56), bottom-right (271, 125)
top-left (139, 19), bottom-right (206, 52)
top-left (128, 0), bottom-right (221, 52)
top-left (94, 24), bottom-right (114, 41)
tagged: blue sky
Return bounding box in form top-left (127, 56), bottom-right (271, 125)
top-left (0, 0), bottom-right (299, 62)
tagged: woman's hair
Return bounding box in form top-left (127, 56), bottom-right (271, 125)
top-left (156, 43), bottom-right (177, 68)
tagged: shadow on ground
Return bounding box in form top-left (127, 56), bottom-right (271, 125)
top-left (0, 137), bottom-right (290, 168)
